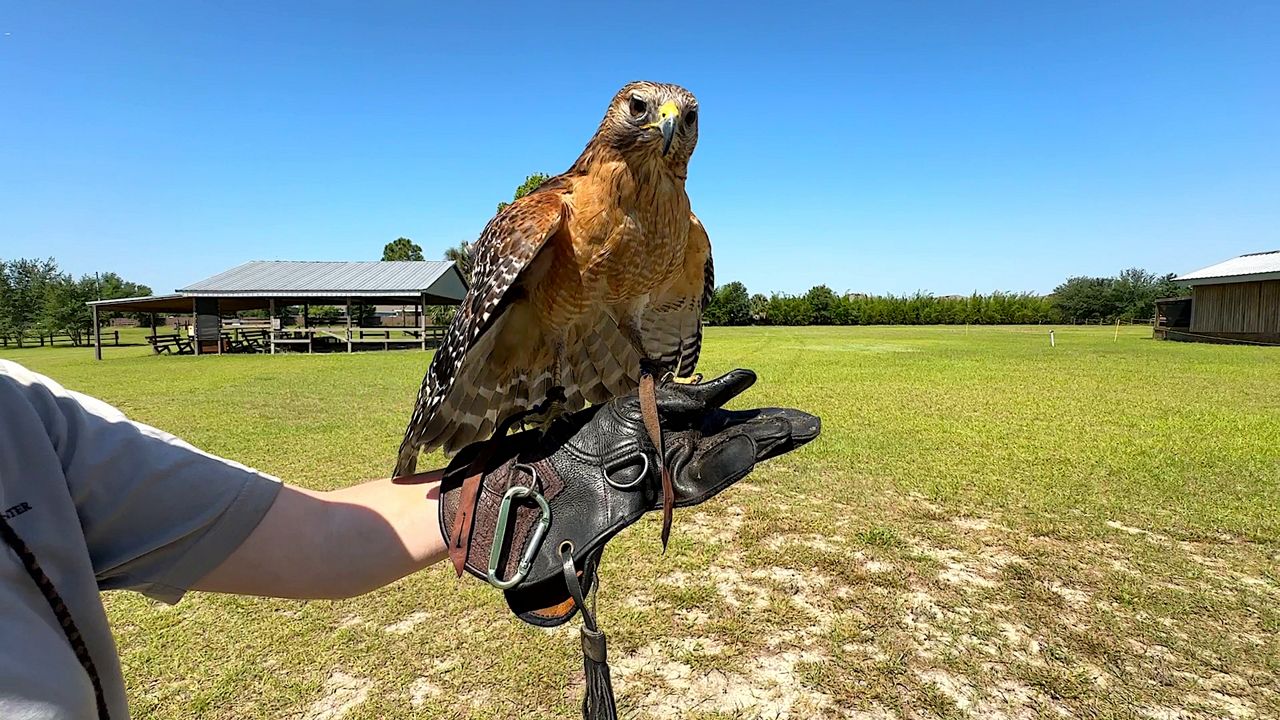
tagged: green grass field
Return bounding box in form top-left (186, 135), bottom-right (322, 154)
top-left (4, 326), bottom-right (1278, 719)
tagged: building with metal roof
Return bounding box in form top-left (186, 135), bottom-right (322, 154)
top-left (177, 260), bottom-right (465, 300)
top-left (1173, 250), bottom-right (1280, 286)
top-left (86, 260), bottom-right (467, 359)
top-left (1156, 251), bottom-right (1280, 345)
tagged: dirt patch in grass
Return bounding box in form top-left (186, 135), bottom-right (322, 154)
top-left (299, 672), bottom-right (371, 720)
top-left (405, 677), bottom-right (441, 707)
top-left (382, 611), bottom-right (430, 635)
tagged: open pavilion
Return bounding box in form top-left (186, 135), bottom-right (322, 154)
top-left (86, 260), bottom-right (467, 360)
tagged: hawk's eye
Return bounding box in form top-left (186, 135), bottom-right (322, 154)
top-left (628, 97), bottom-right (648, 117)
top-left (684, 110), bottom-right (698, 126)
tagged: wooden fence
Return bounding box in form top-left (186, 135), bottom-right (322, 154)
top-left (1, 330), bottom-right (120, 348)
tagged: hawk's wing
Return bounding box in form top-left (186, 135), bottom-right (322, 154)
top-left (394, 191), bottom-right (566, 476)
top-left (641, 213), bottom-right (714, 377)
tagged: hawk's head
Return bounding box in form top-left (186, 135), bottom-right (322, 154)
top-left (596, 81), bottom-right (699, 172)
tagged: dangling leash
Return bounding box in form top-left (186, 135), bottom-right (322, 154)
top-left (637, 372), bottom-right (674, 551)
top-left (0, 515), bottom-right (111, 720)
top-left (561, 548), bottom-right (616, 719)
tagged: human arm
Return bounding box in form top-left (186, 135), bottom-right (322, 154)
top-left (2, 360), bottom-right (450, 604)
top-left (192, 471), bottom-right (449, 600)
top-left (195, 370), bottom-right (820, 602)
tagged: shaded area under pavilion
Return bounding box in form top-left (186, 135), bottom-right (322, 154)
top-left (86, 260), bottom-right (467, 360)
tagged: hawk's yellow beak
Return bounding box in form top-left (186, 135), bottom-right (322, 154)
top-left (656, 101), bottom-right (678, 156)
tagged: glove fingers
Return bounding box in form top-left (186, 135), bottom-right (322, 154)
top-left (681, 432), bottom-right (759, 505)
top-left (658, 369), bottom-right (756, 418)
top-left (675, 410), bottom-right (813, 506)
top-left (701, 408), bottom-right (821, 462)
top-left (744, 408), bottom-right (821, 461)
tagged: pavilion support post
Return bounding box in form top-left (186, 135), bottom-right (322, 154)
top-left (421, 293), bottom-right (428, 351)
top-left (92, 305), bottom-right (102, 361)
top-left (303, 303), bottom-right (311, 353)
top-left (192, 299), bottom-right (201, 356)
top-left (346, 297), bottom-right (353, 353)
top-left (269, 299), bottom-right (277, 355)
top-left (150, 313), bottom-right (157, 344)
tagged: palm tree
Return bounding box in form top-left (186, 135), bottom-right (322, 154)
top-left (444, 240), bottom-right (474, 283)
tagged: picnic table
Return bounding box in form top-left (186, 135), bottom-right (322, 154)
top-left (222, 328), bottom-right (270, 353)
top-left (146, 333), bottom-right (194, 355)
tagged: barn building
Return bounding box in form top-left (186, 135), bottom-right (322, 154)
top-left (1156, 251), bottom-right (1280, 345)
top-left (86, 260), bottom-right (467, 359)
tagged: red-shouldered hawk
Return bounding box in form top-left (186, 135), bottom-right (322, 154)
top-left (394, 81), bottom-right (712, 476)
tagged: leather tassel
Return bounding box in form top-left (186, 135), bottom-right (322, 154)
top-left (580, 626), bottom-right (617, 720)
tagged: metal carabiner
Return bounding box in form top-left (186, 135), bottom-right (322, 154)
top-left (488, 473), bottom-right (552, 590)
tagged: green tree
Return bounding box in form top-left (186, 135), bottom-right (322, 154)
top-left (1153, 273), bottom-right (1185, 301)
top-left (764, 294), bottom-right (814, 326)
top-left (804, 285), bottom-right (839, 325)
top-left (1109, 268), bottom-right (1181, 320)
top-left (704, 282), bottom-right (751, 325)
top-left (749, 293), bottom-right (770, 323)
top-left (1051, 268), bottom-right (1179, 323)
top-left (496, 172), bottom-right (551, 213)
top-left (382, 237), bottom-right (425, 261)
top-left (1051, 276), bottom-right (1114, 323)
top-left (350, 302), bottom-right (376, 326)
top-left (829, 294), bottom-right (859, 324)
top-left (0, 258), bottom-right (59, 346)
top-left (40, 274), bottom-right (95, 345)
top-left (424, 304), bottom-right (456, 325)
top-left (94, 272), bottom-right (150, 302)
top-left (444, 240), bottom-right (474, 282)
top-left (0, 264), bottom-right (11, 341)
top-left (308, 305), bottom-right (342, 324)
top-left (93, 271), bottom-right (153, 325)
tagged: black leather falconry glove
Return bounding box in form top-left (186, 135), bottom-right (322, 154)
top-left (436, 369), bottom-right (820, 720)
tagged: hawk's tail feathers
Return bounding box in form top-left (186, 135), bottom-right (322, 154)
top-left (392, 440), bottom-right (419, 479)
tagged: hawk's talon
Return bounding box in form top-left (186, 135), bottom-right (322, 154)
top-left (535, 400), bottom-right (567, 436)
top-left (524, 386), bottom-right (569, 436)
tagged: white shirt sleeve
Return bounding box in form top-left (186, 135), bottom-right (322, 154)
top-left (2, 359), bottom-right (282, 603)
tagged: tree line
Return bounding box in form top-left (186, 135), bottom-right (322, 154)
top-left (0, 258), bottom-right (152, 346)
top-left (5, 169), bottom-right (1184, 348)
top-left (703, 268), bottom-right (1183, 326)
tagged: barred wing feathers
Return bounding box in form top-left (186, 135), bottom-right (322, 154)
top-left (393, 192), bottom-right (566, 476)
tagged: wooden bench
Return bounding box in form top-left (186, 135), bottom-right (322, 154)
top-left (222, 328), bottom-right (271, 353)
top-left (146, 333), bottom-right (194, 355)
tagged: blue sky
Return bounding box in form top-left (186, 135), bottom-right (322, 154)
top-left (2, 2), bottom-right (1277, 296)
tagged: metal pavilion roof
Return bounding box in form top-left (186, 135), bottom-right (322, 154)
top-left (1174, 251), bottom-right (1280, 286)
top-left (177, 260), bottom-right (466, 299)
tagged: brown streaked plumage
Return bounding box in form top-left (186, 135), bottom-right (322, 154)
top-left (394, 81), bottom-right (712, 474)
